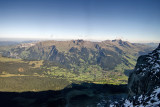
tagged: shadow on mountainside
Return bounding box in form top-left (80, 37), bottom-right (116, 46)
top-left (124, 69), bottom-right (133, 77)
top-left (0, 83), bottom-right (127, 107)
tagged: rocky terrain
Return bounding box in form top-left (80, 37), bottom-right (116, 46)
top-left (109, 43), bottom-right (160, 106)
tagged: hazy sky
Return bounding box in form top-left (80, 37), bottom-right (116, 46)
top-left (0, 0), bottom-right (160, 42)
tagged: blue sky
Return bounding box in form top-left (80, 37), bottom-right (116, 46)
top-left (0, 0), bottom-right (160, 42)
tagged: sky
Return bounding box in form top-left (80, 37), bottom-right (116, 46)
top-left (0, 0), bottom-right (160, 43)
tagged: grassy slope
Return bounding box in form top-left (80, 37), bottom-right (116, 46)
top-left (0, 56), bottom-right (71, 92)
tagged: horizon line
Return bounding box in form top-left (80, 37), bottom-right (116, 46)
top-left (0, 37), bottom-right (159, 43)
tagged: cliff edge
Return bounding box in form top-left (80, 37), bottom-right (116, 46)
top-left (125, 43), bottom-right (160, 106)
top-left (110, 44), bottom-right (160, 106)
top-left (128, 43), bottom-right (160, 96)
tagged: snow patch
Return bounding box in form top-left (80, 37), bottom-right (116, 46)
top-left (157, 50), bottom-right (160, 53)
top-left (123, 99), bottom-right (133, 107)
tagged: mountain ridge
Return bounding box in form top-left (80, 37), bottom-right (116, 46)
top-left (3, 40), bottom-right (151, 69)
top-left (0, 39), bottom-right (154, 90)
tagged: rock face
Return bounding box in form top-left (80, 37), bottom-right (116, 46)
top-left (128, 43), bottom-right (160, 96)
top-left (109, 44), bottom-right (160, 106)
top-left (122, 43), bottom-right (160, 106)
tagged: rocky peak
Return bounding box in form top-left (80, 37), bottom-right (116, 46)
top-left (112, 39), bottom-right (123, 43)
top-left (72, 39), bottom-right (84, 45)
top-left (111, 39), bottom-right (132, 48)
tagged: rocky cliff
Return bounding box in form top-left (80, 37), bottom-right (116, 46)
top-left (108, 44), bottom-right (160, 106)
top-left (128, 43), bottom-right (160, 96)
top-left (117, 43), bottom-right (160, 106)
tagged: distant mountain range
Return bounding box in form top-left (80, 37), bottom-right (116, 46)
top-left (142, 42), bottom-right (159, 48)
top-left (1, 39), bottom-right (154, 70)
top-left (0, 40), bottom-right (37, 46)
top-left (0, 39), bottom-right (156, 92)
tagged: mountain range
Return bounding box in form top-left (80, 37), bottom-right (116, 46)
top-left (1, 39), bottom-right (153, 70)
top-left (0, 40), bottom-right (159, 106)
top-left (0, 39), bottom-right (154, 92)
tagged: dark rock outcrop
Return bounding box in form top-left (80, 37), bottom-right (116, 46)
top-left (118, 43), bottom-right (160, 106)
top-left (128, 43), bottom-right (160, 97)
top-left (108, 43), bottom-right (160, 106)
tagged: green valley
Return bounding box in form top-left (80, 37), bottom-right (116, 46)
top-left (0, 39), bottom-right (153, 92)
